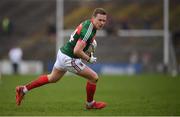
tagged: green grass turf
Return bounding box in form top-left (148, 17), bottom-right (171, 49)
top-left (0, 74), bottom-right (180, 116)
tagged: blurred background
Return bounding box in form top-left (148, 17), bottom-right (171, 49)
top-left (0, 0), bottom-right (179, 76)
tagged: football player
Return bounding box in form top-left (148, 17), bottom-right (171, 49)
top-left (16, 8), bottom-right (107, 109)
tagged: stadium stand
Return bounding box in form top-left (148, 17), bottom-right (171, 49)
top-left (0, 0), bottom-right (179, 72)
top-left (0, 0), bottom-right (56, 70)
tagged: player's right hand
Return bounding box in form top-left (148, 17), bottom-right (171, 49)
top-left (88, 52), bottom-right (97, 64)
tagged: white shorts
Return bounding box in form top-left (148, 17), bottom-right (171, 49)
top-left (53, 50), bottom-right (86, 73)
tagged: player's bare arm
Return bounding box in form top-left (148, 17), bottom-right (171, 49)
top-left (74, 39), bottom-right (90, 62)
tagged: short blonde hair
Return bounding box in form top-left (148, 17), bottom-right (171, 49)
top-left (92, 8), bottom-right (107, 17)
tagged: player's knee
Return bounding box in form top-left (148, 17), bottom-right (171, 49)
top-left (47, 74), bottom-right (59, 83)
top-left (91, 78), bottom-right (98, 84)
top-left (95, 78), bottom-right (98, 83)
top-left (50, 79), bottom-right (58, 83)
top-left (91, 73), bottom-right (99, 84)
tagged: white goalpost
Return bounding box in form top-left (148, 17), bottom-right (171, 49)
top-left (0, 72), bottom-right (1, 84)
top-left (163, 0), bottom-right (177, 76)
top-left (56, 0), bottom-right (64, 53)
top-left (163, 0), bottom-right (170, 73)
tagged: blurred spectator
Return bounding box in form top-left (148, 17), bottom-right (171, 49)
top-left (1, 17), bottom-right (13, 35)
top-left (142, 51), bottom-right (152, 72)
top-left (129, 50), bottom-right (139, 65)
top-left (143, 16), bottom-right (152, 29)
top-left (46, 17), bottom-right (56, 41)
top-left (47, 22), bottom-right (56, 36)
top-left (8, 47), bottom-right (23, 74)
top-left (47, 17), bottom-right (56, 36)
top-left (121, 17), bottom-right (129, 29)
top-left (172, 29), bottom-right (180, 73)
top-left (172, 29), bottom-right (180, 45)
top-left (0, 19), bottom-right (2, 35)
top-left (142, 52), bottom-right (151, 66)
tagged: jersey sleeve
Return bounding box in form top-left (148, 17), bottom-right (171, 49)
top-left (80, 22), bottom-right (93, 42)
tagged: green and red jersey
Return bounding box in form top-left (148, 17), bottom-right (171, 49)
top-left (60, 19), bottom-right (97, 58)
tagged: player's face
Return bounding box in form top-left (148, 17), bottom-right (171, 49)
top-left (93, 14), bottom-right (107, 30)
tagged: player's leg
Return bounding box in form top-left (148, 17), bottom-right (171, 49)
top-left (25, 68), bottom-right (66, 91)
top-left (16, 49), bottom-right (67, 106)
top-left (16, 68), bottom-right (66, 106)
top-left (76, 66), bottom-right (106, 109)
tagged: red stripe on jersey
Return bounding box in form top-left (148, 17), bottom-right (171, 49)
top-left (91, 35), bottom-right (96, 42)
top-left (77, 23), bottom-right (83, 35)
top-left (78, 39), bottom-right (87, 46)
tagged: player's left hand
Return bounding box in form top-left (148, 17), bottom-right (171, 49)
top-left (88, 52), bottom-right (97, 64)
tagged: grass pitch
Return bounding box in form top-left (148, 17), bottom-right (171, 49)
top-left (0, 74), bottom-right (180, 116)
